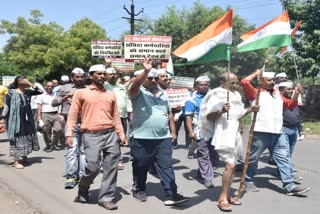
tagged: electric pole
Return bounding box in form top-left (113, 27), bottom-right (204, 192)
top-left (122, 0), bottom-right (144, 35)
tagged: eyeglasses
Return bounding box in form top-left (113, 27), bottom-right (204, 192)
top-left (147, 77), bottom-right (159, 81)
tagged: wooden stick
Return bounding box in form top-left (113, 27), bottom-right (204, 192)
top-left (237, 63), bottom-right (266, 199)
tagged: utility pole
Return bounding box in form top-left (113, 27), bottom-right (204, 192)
top-left (122, 0), bottom-right (144, 35)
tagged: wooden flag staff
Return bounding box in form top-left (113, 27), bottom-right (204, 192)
top-left (237, 62), bottom-right (266, 199)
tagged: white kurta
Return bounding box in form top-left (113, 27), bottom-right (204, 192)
top-left (200, 87), bottom-right (246, 151)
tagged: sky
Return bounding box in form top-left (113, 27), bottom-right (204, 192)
top-left (0, 0), bottom-right (284, 51)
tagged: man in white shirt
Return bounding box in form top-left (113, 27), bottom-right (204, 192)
top-left (37, 81), bottom-right (63, 151)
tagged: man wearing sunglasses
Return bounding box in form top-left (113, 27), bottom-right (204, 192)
top-left (128, 58), bottom-right (189, 206)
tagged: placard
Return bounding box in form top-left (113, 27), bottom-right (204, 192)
top-left (2, 76), bottom-right (16, 87)
top-left (124, 35), bottom-right (172, 62)
top-left (165, 88), bottom-right (190, 108)
top-left (169, 76), bottom-right (195, 89)
top-left (91, 40), bottom-right (122, 58)
top-left (111, 59), bottom-right (135, 73)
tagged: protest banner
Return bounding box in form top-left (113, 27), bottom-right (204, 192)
top-left (124, 35), bottom-right (172, 62)
top-left (2, 76), bottom-right (16, 87)
top-left (91, 40), bottom-right (122, 58)
top-left (165, 88), bottom-right (190, 108)
top-left (169, 76), bottom-right (195, 89)
top-left (111, 59), bottom-right (135, 73)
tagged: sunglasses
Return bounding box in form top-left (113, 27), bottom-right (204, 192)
top-left (147, 77), bottom-right (159, 81)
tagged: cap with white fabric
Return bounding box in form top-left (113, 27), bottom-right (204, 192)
top-left (71, 67), bottom-right (85, 75)
top-left (89, 64), bottom-right (106, 73)
top-left (106, 67), bottom-right (116, 74)
top-left (167, 74), bottom-right (172, 79)
top-left (134, 69), bottom-right (144, 76)
top-left (123, 76), bottom-right (130, 81)
top-left (195, 75), bottom-right (210, 82)
top-left (276, 72), bottom-right (287, 78)
top-left (278, 81), bottom-right (293, 88)
top-left (262, 72), bottom-right (275, 78)
top-left (61, 75), bottom-right (69, 82)
top-left (157, 68), bottom-right (167, 76)
top-left (148, 68), bottom-right (158, 77)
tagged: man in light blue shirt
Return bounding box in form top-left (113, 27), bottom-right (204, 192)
top-left (128, 58), bottom-right (189, 206)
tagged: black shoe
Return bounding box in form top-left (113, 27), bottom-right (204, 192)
top-left (286, 186), bottom-right (310, 196)
top-left (133, 191), bottom-right (147, 202)
top-left (76, 189), bottom-right (89, 203)
top-left (43, 146), bottom-right (53, 152)
top-left (164, 193), bottom-right (189, 206)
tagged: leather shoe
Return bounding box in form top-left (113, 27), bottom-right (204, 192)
top-left (98, 201), bottom-right (118, 210)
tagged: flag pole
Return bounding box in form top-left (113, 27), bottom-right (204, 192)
top-left (291, 50), bottom-right (301, 83)
top-left (227, 61), bottom-right (231, 119)
top-left (237, 61), bottom-right (266, 199)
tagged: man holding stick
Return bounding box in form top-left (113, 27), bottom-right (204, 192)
top-left (240, 68), bottom-right (310, 196)
top-left (200, 72), bottom-right (258, 211)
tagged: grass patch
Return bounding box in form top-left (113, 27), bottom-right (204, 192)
top-left (241, 115), bottom-right (320, 135)
top-left (303, 121), bottom-right (320, 135)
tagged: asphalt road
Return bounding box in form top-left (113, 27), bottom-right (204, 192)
top-left (0, 130), bottom-right (319, 214)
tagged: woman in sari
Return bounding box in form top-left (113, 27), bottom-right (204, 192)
top-left (0, 76), bottom-right (43, 169)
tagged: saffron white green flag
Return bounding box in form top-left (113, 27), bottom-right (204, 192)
top-left (274, 21), bottom-right (302, 58)
top-left (237, 10), bottom-right (291, 52)
top-left (173, 10), bottom-right (233, 65)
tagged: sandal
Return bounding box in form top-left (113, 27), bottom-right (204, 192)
top-left (218, 200), bottom-right (232, 212)
top-left (228, 196), bottom-right (241, 206)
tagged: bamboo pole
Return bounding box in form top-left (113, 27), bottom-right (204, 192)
top-left (237, 63), bottom-right (266, 199)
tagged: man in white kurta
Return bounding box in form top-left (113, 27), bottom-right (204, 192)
top-left (200, 72), bottom-right (254, 211)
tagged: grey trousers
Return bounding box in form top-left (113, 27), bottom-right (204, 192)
top-left (78, 129), bottom-right (120, 203)
top-left (42, 112), bottom-right (63, 147)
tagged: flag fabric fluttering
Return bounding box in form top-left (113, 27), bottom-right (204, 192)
top-left (274, 21), bottom-right (302, 58)
top-left (237, 10), bottom-right (292, 52)
top-left (173, 10), bottom-right (233, 66)
top-left (166, 55), bottom-right (174, 75)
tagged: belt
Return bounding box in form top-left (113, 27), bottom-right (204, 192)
top-left (42, 112), bottom-right (58, 114)
top-left (83, 128), bottom-right (115, 134)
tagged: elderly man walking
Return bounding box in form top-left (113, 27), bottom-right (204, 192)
top-left (66, 64), bottom-right (127, 210)
top-left (128, 58), bottom-right (189, 206)
top-left (200, 72), bottom-right (258, 211)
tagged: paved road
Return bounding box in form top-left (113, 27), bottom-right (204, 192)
top-left (0, 131), bottom-right (319, 214)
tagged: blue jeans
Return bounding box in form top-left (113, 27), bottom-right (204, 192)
top-left (65, 124), bottom-right (85, 180)
top-left (273, 127), bottom-right (298, 192)
top-left (131, 138), bottom-right (177, 197)
top-left (246, 132), bottom-right (280, 182)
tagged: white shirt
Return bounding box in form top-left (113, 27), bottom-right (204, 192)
top-left (37, 92), bottom-right (59, 113)
top-left (30, 82), bottom-right (45, 110)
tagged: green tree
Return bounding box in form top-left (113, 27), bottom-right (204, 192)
top-left (276, 0), bottom-right (320, 85)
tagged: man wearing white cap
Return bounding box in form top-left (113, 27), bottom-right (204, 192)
top-left (184, 75), bottom-right (215, 188)
top-left (128, 58), bottom-right (189, 205)
top-left (275, 72), bottom-right (288, 86)
top-left (157, 68), bottom-right (169, 90)
top-left (241, 68), bottom-right (309, 196)
top-left (277, 81), bottom-right (304, 183)
top-left (52, 67), bottom-right (86, 189)
top-left (65, 64), bottom-right (127, 210)
top-left (104, 67), bottom-right (133, 170)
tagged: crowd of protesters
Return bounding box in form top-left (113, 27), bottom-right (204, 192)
top-left (0, 58), bottom-right (310, 212)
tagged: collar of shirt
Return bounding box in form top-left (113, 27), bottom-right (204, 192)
top-left (89, 85), bottom-right (106, 92)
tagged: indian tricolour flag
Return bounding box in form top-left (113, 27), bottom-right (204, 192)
top-left (274, 21), bottom-right (302, 58)
top-left (173, 10), bottom-right (233, 65)
top-left (237, 10), bottom-right (291, 52)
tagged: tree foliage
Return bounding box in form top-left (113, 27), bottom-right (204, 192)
top-left (271, 0), bottom-right (320, 85)
top-left (0, 10), bottom-right (107, 81)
